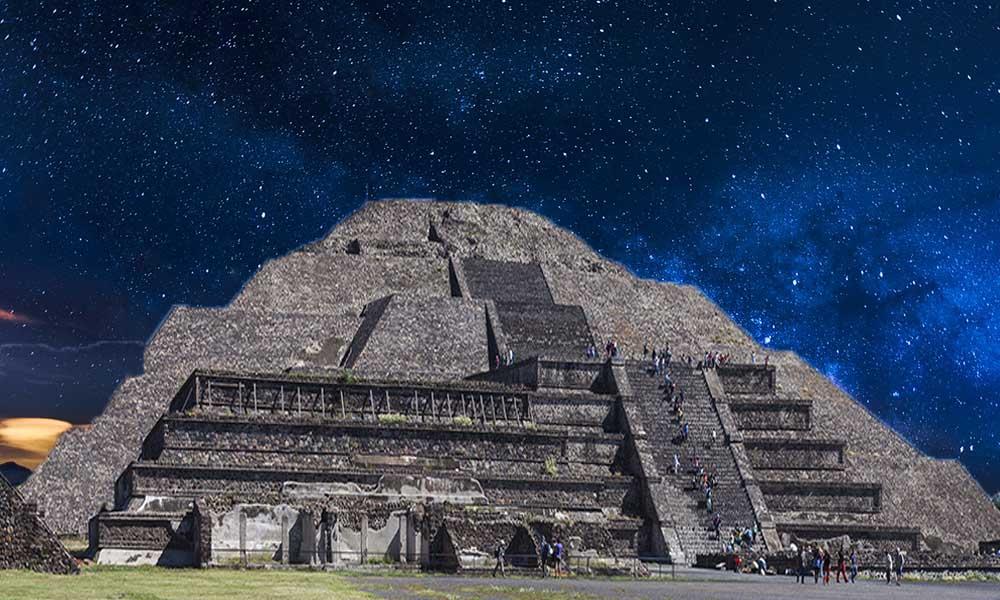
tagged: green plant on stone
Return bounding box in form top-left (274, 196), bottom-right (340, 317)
top-left (452, 415), bottom-right (474, 427)
top-left (377, 413), bottom-right (407, 425)
top-left (544, 456), bottom-right (558, 476)
top-left (366, 555), bottom-right (393, 565)
top-left (338, 369), bottom-right (359, 384)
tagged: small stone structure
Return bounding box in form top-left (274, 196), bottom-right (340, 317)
top-left (0, 474), bottom-right (77, 574)
top-left (18, 199), bottom-right (1000, 570)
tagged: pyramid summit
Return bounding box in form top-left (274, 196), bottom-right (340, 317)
top-left (19, 199), bottom-right (1000, 568)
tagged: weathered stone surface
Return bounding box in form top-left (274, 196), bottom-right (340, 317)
top-left (233, 253), bottom-right (451, 315)
top-left (23, 373), bottom-right (184, 536)
top-left (0, 474), bottom-right (77, 574)
top-left (344, 295), bottom-right (490, 380)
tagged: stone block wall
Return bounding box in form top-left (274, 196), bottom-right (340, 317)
top-left (145, 417), bottom-right (622, 470)
top-left (495, 302), bottom-right (594, 360)
top-left (772, 352), bottom-right (1000, 551)
top-left (730, 400), bottom-right (811, 431)
top-left (93, 513), bottom-right (194, 552)
top-left (121, 464), bottom-right (629, 515)
top-left (715, 365), bottom-right (776, 395)
top-left (345, 295), bottom-right (490, 379)
top-left (536, 360), bottom-right (605, 390)
top-left (233, 252), bottom-right (451, 316)
top-left (528, 396), bottom-right (615, 428)
top-left (144, 307), bottom-right (353, 373)
top-left (172, 372), bottom-right (533, 427)
top-left (23, 372), bottom-right (185, 535)
top-left (759, 481), bottom-right (881, 513)
top-left (318, 201), bottom-right (609, 273)
top-left (776, 523), bottom-right (920, 552)
top-left (542, 264), bottom-right (758, 360)
top-left (745, 439), bottom-right (845, 470)
top-left (461, 257), bottom-right (555, 304)
top-left (340, 296), bottom-right (392, 369)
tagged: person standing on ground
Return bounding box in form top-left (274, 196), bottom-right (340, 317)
top-left (812, 546), bottom-right (822, 583)
top-left (539, 538), bottom-right (551, 577)
top-left (885, 549), bottom-right (894, 585)
top-left (797, 546), bottom-right (810, 584)
top-left (552, 538), bottom-right (564, 576)
top-left (836, 549), bottom-right (847, 583)
top-left (492, 539), bottom-right (506, 577)
top-left (822, 548), bottom-right (831, 584)
top-left (894, 547), bottom-right (904, 586)
top-left (849, 548), bottom-right (858, 583)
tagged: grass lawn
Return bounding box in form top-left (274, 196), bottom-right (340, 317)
top-left (0, 566), bottom-right (372, 600)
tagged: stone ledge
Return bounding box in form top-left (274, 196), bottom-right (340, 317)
top-left (125, 462), bottom-right (633, 488)
top-left (158, 414), bottom-right (624, 444)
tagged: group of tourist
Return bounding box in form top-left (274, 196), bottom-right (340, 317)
top-left (699, 351), bottom-right (733, 369)
top-left (883, 547), bottom-right (906, 585)
top-left (795, 546), bottom-right (861, 584)
top-left (493, 348), bottom-right (516, 369)
top-left (491, 537), bottom-right (567, 578)
top-left (538, 537), bottom-right (567, 577)
top-left (584, 338), bottom-right (775, 371)
top-left (643, 343), bottom-right (672, 373)
top-left (587, 340), bottom-right (622, 359)
top-left (693, 464), bottom-right (719, 514)
top-left (724, 526), bottom-right (760, 554)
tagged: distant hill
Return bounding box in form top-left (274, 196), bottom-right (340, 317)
top-left (0, 461), bottom-right (32, 486)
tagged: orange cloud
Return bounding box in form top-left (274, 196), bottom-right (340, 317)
top-left (0, 418), bottom-right (73, 469)
top-left (0, 308), bottom-right (33, 324)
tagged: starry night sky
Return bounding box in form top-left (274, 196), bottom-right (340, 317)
top-left (1, 2), bottom-right (998, 490)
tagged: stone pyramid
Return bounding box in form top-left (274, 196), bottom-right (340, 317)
top-left (20, 200), bottom-right (1000, 566)
top-left (0, 473), bottom-right (77, 574)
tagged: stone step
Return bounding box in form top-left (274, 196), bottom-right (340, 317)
top-left (119, 463), bottom-right (635, 513)
top-left (625, 362), bottom-right (757, 558)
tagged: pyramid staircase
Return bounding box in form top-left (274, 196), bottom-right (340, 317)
top-left (625, 362), bottom-right (756, 558)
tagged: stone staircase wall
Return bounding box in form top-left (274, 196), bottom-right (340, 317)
top-left (625, 362), bottom-right (756, 559)
top-left (459, 257), bottom-right (595, 361)
top-left (711, 358), bottom-right (1000, 553)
